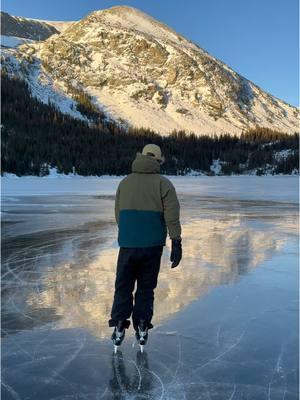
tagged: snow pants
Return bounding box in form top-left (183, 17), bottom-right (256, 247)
top-left (109, 246), bottom-right (163, 330)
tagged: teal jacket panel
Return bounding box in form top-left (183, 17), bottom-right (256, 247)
top-left (118, 209), bottom-right (167, 248)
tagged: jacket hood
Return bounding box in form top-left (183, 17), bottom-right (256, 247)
top-left (131, 153), bottom-right (160, 174)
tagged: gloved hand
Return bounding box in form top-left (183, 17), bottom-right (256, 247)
top-left (170, 238), bottom-right (182, 268)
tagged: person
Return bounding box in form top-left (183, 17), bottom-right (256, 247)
top-left (109, 144), bottom-right (182, 350)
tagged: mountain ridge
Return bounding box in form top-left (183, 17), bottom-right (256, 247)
top-left (0, 11), bottom-right (59, 39)
top-left (1, 6), bottom-right (299, 135)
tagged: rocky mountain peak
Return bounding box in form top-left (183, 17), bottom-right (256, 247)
top-left (2, 8), bottom-right (298, 135)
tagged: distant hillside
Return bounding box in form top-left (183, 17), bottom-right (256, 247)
top-left (1, 73), bottom-right (298, 177)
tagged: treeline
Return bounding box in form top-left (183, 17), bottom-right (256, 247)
top-left (1, 73), bottom-right (299, 176)
top-left (66, 83), bottom-right (106, 123)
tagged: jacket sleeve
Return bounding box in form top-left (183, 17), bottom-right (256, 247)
top-left (160, 177), bottom-right (181, 239)
top-left (115, 184), bottom-right (121, 225)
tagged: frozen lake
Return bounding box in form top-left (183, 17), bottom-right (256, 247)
top-left (1, 176), bottom-right (299, 399)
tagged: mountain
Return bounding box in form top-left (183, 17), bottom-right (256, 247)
top-left (1, 6), bottom-right (299, 135)
top-left (0, 11), bottom-right (59, 40)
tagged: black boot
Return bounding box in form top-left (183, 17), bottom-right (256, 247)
top-left (111, 320), bottom-right (127, 352)
top-left (135, 320), bottom-right (149, 352)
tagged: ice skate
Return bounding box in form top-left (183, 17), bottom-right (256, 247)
top-left (111, 321), bottom-right (126, 353)
top-left (135, 320), bottom-right (149, 353)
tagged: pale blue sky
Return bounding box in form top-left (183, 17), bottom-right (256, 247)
top-left (3, 0), bottom-right (299, 106)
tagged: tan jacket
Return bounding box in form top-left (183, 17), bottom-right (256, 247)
top-left (115, 153), bottom-right (181, 247)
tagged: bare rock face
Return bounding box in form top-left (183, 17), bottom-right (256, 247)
top-left (2, 6), bottom-right (299, 135)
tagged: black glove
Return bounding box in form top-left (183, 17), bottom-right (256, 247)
top-left (170, 238), bottom-right (182, 268)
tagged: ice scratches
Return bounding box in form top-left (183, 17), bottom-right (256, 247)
top-left (155, 331), bottom-right (210, 400)
top-left (148, 354), bottom-right (179, 386)
top-left (168, 332), bottom-right (182, 384)
top-left (1, 381), bottom-right (22, 400)
top-left (32, 324), bottom-right (57, 360)
top-left (216, 294), bottom-right (240, 348)
top-left (12, 355), bottom-right (57, 368)
top-left (267, 339), bottom-right (290, 400)
top-left (27, 331), bottom-right (88, 400)
top-left (1, 328), bottom-right (33, 359)
top-left (97, 386), bottom-right (109, 399)
top-left (2, 263), bottom-right (25, 284)
top-left (129, 359), bottom-right (142, 390)
top-left (210, 304), bottom-right (294, 376)
top-left (197, 327), bottom-right (247, 371)
top-left (197, 379), bottom-right (213, 400)
top-left (4, 268), bottom-right (46, 330)
top-left (145, 368), bottom-right (165, 400)
top-left (9, 293), bottom-right (36, 322)
top-left (44, 330), bottom-right (87, 385)
top-left (155, 331), bottom-right (212, 400)
top-left (185, 381), bottom-right (294, 400)
top-left (228, 384), bottom-right (236, 400)
top-left (165, 331), bottom-right (183, 399)
top-left (2, 238), bottom-right (56, 283)
top-left (37, 366), bottom-right (79, 400)
top-left (114, 353), bottom-right (132, 398)
top-left (111, 350), bottom-right (167, 400)
top-left (2, 228), bottom-right (102, 336)
top-left (2, 252), bottom-right (61, 279)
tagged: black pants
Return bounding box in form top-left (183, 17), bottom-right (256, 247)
top-left (109, 246), bottom-right (163, 330)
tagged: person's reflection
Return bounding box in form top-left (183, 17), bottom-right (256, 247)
top-left (131, 350), bottom-right (152, 394)
top-left (109, 351), bottom-right (130, 399)
top-left (109, 350), bottom-right (153, 398)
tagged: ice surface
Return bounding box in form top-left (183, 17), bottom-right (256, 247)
top-left (2, 174), bottom-right (299, 202)
top-left (1, 177), bottom-right (299, 399)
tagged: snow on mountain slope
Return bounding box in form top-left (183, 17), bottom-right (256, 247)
top-left (2, 46), bottom-right (88, 122)
top-left (1, 35), bottom-right (34, 48)
top-left (29, 19), bottom-right (76, 33)
top-left (2, 6), bottom-right (299, 135)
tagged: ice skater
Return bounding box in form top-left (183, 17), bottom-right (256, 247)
top-left (109, 144), bottom-right (182, 352)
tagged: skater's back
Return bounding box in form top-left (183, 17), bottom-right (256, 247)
top-left (115, 147), bottom-right (181, 248)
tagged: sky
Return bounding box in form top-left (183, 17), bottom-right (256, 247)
top-left (2, 0), bottom-right (299, 106)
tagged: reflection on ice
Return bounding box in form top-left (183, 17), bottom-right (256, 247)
top-left (21, 213), bottom-right (288, 339)
top-left (109, 350), bottom-right (164, 398)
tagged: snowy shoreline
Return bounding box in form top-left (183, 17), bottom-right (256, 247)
top-left (1, 171), bottom-right (298, 203)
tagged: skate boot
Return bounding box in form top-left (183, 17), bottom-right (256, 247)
top-left (135, 320), bottom-right (149, 353)
top-left (111, 320), bottom-right (127, 353)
